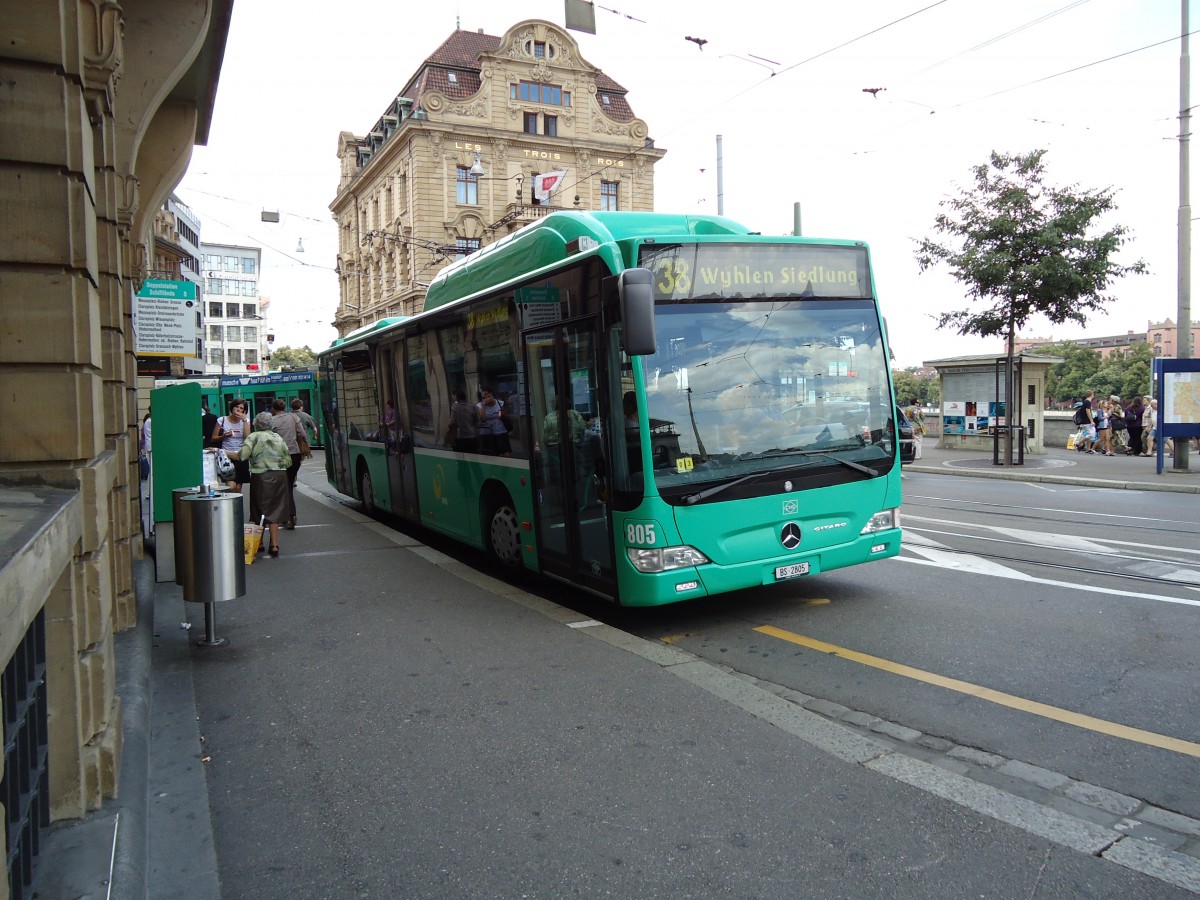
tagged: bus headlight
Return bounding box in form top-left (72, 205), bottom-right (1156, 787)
top-left (861, 509), bottom-right (899, 534)
top-left (627, 546), bottom-right (710, 573)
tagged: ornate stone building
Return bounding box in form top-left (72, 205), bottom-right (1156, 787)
top-left (1, 3), bottom-right (231, 894)
top-left (331, 20), bottom-right (665, 335)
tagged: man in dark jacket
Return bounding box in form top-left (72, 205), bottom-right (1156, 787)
top-left (1124, 397), bottom-right (1144, 456)
top-left (201, 402), bottom-right (220, 449)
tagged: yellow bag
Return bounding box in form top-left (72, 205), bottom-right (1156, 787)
top-left (244, 520), bottom-right (264, 565)
top-left (1066, 434), bottom-right (1076, 450)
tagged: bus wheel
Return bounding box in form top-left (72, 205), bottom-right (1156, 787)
top-left (358, 464), bottom-right (376, 514)
top-left (486, 495), bottom-right (522, 569)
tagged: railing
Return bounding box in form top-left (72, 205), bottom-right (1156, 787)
top-left (2, 610), bottom-right (49, 900)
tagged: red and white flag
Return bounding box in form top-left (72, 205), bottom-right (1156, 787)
top-left (532, 170), bottom-right (567, 203)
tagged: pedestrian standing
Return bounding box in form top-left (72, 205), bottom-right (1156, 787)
top-left (214, 399), bottom-right (251, 490)
top-left (269, 398), bottom-right (303, 529)
top-left (238, 412), bottom-right (291, 557)
top-left (1108, 395), bottom-right (1126, 452)
top-left (1095, 399), bottom-right (1115, 456)
top-left (1142, 397), bottom-right (1157, 456)
top-left (291, 398), bottom-right (319, 446)
top-left (1124, 396), bottom-right (1144, 456)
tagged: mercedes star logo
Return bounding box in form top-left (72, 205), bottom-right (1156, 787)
top-left (780, 522), bottom-right (802, 550)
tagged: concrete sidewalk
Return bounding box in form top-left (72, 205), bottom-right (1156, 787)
top-left (906, 437), bottom-right (1200, 493)
top-left (39, 452), bottom-right (1200, 897)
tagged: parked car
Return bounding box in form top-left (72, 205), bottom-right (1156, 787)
top-left (895, 405), bottom-right (916, 464)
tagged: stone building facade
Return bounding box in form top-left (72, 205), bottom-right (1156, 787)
top-left (331, 20), bottom-right (665, 336)
top-left (0, 3), bottom-right (231, 894)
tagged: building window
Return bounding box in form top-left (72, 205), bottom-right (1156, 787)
top-left (205, 278), bottom-right (222, 295)
top-left (225, 303), bottom-right (240, 317)
top-left (225, 326), bottom-right (242, 342)
top-left (513, 81), bottom-right (569, 107)
top-left (544, 114), bottom-right (557, 137)
top-left (244, 326), bottom-right (257, 343)
top-left (242, 304), bottom-right (257, 318)
top-left (245, 349), bottom-right (258, 365)
top-left (227, 349), bottom-right (242, 364)
top-left (209, 348), bottom-right (223, 365)
top-left (241, 281), bottom-right (257, 296)
top-left (1154, 333), bottom-right (1162, 343)
top-left (601, 180), bottom-right (618, 211)
top-left (524, 112), bottom-right (539, 135)
top-left (533, 41), bottom-right (546, 58)
top-left (447, 71), bottom-right (458, 84)
top-left (455, 238), bottom-right (481, 260)
top-left (456, 166), bottom-right (479, 205)
top-left (208, 302), bottom-right (223, 318)
top-left (205, 253), bottom-right (221, 269)
top-left (241, 257), bottom-right (256, 274)
top-left (209, 325), bottom-right (223, 341)
top-left (224, 255), bottom-right (237, 271)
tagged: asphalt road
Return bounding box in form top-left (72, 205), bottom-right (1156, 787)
top-left (607, 471), bottom-right (1200, 822)
top-left (177, 460), bottom-right (1195, 898)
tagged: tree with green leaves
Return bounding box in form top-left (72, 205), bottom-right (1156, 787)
top-left (269, 345), bottom-right (317, 369)
top-left (916, 149), bottom-right (1147, 460)
top-left (892, 367), bottom-right (939, 406)
top-left (1031, 340), bottom-right (1154, 408)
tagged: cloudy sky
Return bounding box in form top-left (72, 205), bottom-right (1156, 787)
top-left (177, 0), bottom-right (1190, 367)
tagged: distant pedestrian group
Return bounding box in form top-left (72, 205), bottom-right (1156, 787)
top-left (1073, 392), bottom-right (1169, 457)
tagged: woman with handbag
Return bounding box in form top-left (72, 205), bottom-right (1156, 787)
top-left (238, 412), bottom-right (291, 557)
top-left (213, 398), bottom-right (251, 491)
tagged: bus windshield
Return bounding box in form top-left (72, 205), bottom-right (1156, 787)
top-left (635, 298), bottom-right (894, 492)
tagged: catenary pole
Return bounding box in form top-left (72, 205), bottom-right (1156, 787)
top-left (1176, 0), bottom-right (1192, 471)
top-left (716, 134), bottom-right (724, 216)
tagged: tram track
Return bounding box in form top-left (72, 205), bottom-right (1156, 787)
top-left (901, 539), bottom-right (1200, 591)
top-left (902, 492), bottom-right (1200, 539)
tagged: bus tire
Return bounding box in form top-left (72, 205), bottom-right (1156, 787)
top-left (485, 492), bottom-right (522, 569)
top-left (358, 462), bottom-right (376, 515)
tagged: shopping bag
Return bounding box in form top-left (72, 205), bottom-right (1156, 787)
top-left (1066, 432), bottom-right (1077, 450)
top-left (244, 518), bottom-right (264, 565)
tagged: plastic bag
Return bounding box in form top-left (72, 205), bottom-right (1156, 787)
top-left (244, 519), bottom-right (264, 565)
top-left (215, 449), bottom-right (236, 479)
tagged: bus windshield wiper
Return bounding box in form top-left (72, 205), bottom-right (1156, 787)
top-left (682, 465), bottom-right (799, 505)
top-left (797, 449), bottom-right (878, 477)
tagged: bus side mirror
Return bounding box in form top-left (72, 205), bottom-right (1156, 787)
top-left (619, 268), bottom-right (656, 356)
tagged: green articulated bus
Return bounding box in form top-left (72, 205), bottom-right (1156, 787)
top-left (318, 211), bottom-right (902, 607)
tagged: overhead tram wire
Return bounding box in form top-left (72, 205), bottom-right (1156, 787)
top-left (322, 2), bottom-right (959, 207)
top-left (548, 0), bottom-right (955, 203)
top-left (938, 28), bottom-right (1200, 114)
top-left (181, 187), bottom-right (331, 224)
top-left (907, 0), bottom-right (1093, 77)
top-left (188, 209), bottom-right (337, 271)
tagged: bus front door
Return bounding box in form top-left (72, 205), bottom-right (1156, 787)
top-left (526, 322), bottom-right (615, 596)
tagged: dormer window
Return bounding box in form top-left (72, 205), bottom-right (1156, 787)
top-left (523, 39), bottom-right (555, 60)
top-left (600, 94), bottom-right (611, 107)
top-left (447, 72), bottom-right (457, 84)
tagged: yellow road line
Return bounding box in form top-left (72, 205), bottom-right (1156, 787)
top-left (754, 625), bottom-right (1200, 758)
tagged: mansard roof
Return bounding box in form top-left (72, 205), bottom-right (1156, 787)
top-left (398, 26), bottom-right (634, 121)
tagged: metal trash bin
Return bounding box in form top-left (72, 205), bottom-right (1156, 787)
top-left (173, 486), bottom-right (233, 585)
top-left (177, 492), bottom-right (245, 646)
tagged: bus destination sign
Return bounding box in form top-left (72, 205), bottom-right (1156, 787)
top-left (639, 244), bottom-right (871, 302)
